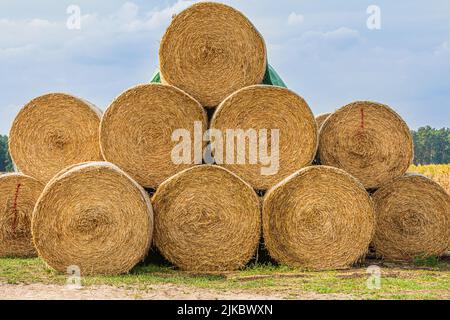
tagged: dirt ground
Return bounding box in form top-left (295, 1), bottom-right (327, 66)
top-left (0, 282), bottom-right (353, 300)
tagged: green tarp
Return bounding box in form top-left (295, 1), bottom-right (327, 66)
top-left (150, 63), bottom-right (287, 88)
top-left (262, 64), bottom-right (287, 88)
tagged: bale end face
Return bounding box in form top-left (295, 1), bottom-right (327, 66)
top-left (0, 173), bottom-right (44, 258)
top-left (159, 2), bottom-right (267, 107)
top-left (32, 162), bottom-right (153, 275)
top-left (9, 93), bottom-right (103, 183)
top-left (263, 166), bottom-right (375, 270)
top-left (372, 174), bottom-right (450, 261)
top-left (211, 85), bottom-right (318, 190)
top-left (152, 165), bottom-right (261, 272)
top-left (100, 83), bottom-right (207, 189)
top-left (318, 101), bottom-right (413, 189)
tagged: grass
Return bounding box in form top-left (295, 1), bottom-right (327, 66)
top-left (0, 257), bottom-right (448, 300)
top-left (414, 255), bottom-right (447, 268)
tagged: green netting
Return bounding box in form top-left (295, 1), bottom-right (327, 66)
top-left (262, 64), bottom-right (287, 88)
top-left (150, 63), bottom-right (287, 88)
top-left (150, 70), bottom-right (161, 83)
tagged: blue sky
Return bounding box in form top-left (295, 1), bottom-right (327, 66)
top-left (1, 0), bottom-right (449, 134)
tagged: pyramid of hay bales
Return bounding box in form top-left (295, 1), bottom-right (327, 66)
top-left (1, 2), bottom-right (448, 275)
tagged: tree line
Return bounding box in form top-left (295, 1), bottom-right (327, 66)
top-left (0, 126), bottom-right (449, 172)
top-left (0, 135), bottom-right (13, 172)
top-left (411, 126), bottom-right (450, 165)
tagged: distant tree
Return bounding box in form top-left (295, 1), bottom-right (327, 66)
top-left (0, 135), bottom-right (13, 172)
top-left (412, 126), bottom-right (450, 165)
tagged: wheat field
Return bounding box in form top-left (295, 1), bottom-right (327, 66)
top-left (409, 164), bottom-right (450, 194)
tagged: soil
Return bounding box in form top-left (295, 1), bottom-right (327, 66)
top-left (0, 282), bottom-right (352, 300)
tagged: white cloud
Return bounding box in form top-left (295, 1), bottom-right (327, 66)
top-left (287, 12), bottom-right (304, 26)
top-left (0, 44), bottom-right (35, 58)
top-left (434, 41), bottom-right (450, 56)
top-left (301, 27), bottom-right (360, 44)
top-left (116, 2), bottom-right (139, 22)
top-left (75, 0), bottom-right (197, 33)
top-left (28, 18), bottom-right (53, 28)
top-left (287, 27), bottom-right (361, 53)
top-left (323, 27), bottom-right (359, 42)
top-left (143, 0), bottom-right (197, 29)
top-left (0, 18), bottom-right (55, 29)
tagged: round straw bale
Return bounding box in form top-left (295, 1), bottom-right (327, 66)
top-left (314, 113), bottom-right (332, 164)
top-left (152, 165), bottom-right (261, 271)
top-left (0, 173), bottom-right (44, 257)
top-left (315, 112), bottom-right (332, 130)
top-left (210, 85), bottom-right (318, 190)
top-left (159, 2), bottom-right (267, 107)
top-left (372, 174), bottom-right (450, 261)
top-left (100, 84), bottom-right (207, 189)
top-left (32, 162), bottom-right (153, 275)
top-left (318, 101), bottom-right (413, 189)
top-left (9, 93), bottom-right (103, 183)
top-left (263, 166), bottom-right (375, 270)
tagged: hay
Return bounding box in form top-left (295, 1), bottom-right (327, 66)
top-left (315, 112), bottom-right (332, 130)
top-left (152, 165), bottom-right (261, 271)
top-left (31, 162), bottom-right (153, 275)
top-left (314, 113), bottom-right (332, 164)
top-left (318, 101), bottom-right (413, 189)
top-left (9, 93), bottom-right (103, 183)
top-left (0, 173), bottom-right (44, 257)
top-left (263, 166), bottom-right (375, 270)
top-left (372, 174), bottom-right (450, 261)
top-left (100, 83), bottom-right (207, 189)
top-left (159, 2), bottom-right (267, 107)
top-left (210, 85), bottom-right (318, 190)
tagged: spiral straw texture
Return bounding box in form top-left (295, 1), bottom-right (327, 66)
top-left (263, 166), bottom-right (375, 270)
top-left (210, 85), bottom-right (318, 190)
top-left (318, 101), bottom-right (413, 189)
top-left (372, 174), bottom-right (450, 261)
top-left (315, 112), bottom-right (332, 130)
top-left (100, 84), bottom-right (207, 189)
top-left (0, 173), bottom-right (44, 257)
top-left (159, 2), bottom-right (267, 107)
top-left (152, 165), bottom-right (261, 271)
top-left (32, 162), bottom-right (153, 275)
top-left (9, 93), bottom-right (103, 183)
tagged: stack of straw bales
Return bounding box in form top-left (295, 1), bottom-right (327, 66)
top-left (1, 2), bottom-right (448, 274)
top-left (317, 102), bottom-right (449, 262)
